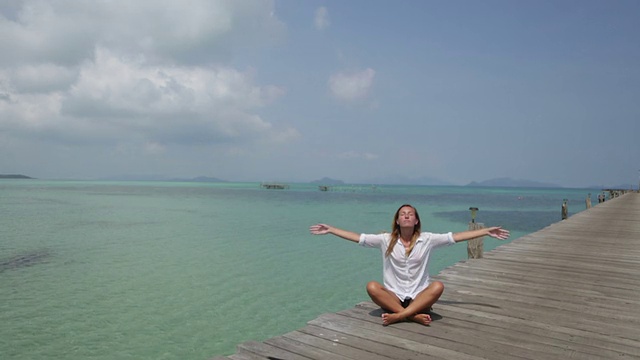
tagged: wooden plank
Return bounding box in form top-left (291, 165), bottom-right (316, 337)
top-left (439, 277), bottom-right (640, 321)
top-left (455, 255), bottom-right (640, 281)
top-left (438, 268), bottom-right (638, 300)
top-left (431, 305), bottom-right (640, 358)
top-left (309, 312), bottom-right (486, 360)
top-left (336, 307), bottom-right (539, 360)
top-left (311, 311), bottom-right (529, 360)
top-left (439, 274), bottom-right (640, 316)
top-left (486, 248), bottom-right (640, 268)
top-left (433, 302), bottom-right (640, 358)
top-left (265, 335), bottom-right (355, 360)
top-left (339, 305), bottom-right (610, 360)
top-left (236, 341), bottom-right (311, 360)
top-left (227, 350), bottom-right (265, 360)
top-left (284, 328), bottom-right (397, 360)
top-left (348, 303), bottom-right (634, 359)
top-left (444, 260), bottom-right (640, 291)
top-left (435, 292), bottom-right (640, 340)
top-left (444, 259), bottom-right (640, 288)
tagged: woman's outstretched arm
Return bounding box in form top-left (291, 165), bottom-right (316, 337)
top-left (309, 223), bottom-right (361, 243)
top-left (453, 226), bottom-right (510, 243)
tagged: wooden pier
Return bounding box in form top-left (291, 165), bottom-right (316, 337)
top-left (211, 193), bottom-right (640, 360)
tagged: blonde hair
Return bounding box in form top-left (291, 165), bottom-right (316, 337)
top-left (385, 204), bottom-right (422, 257)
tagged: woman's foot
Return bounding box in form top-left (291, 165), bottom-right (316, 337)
top-left (381, 312), bottom-right (431, 326)
top-left (381, 312), bottom-right (403, 326)
top-left (408, 313), bottom-right (432, 325)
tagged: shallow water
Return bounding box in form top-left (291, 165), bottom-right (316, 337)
top-left (0, 180), bottom-right (596, 359)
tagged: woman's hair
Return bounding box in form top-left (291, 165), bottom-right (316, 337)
top-left (385, 204), bottom-right (421, 257)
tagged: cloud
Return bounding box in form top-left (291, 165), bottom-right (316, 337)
top-left (8, 63), bottom-right (78, 93)
top-left (0, 0), bottom-right (286, 66)
top-left (314, 7), bottom-right (330, 30)
top-left (144, 141), bottom-right (166, 155)
top-left (328, 68), bottom-right (375, 102)
top-left (0, 0), bottom-right (298, 157)
top-left (0, 48), bottom-right (297, 145)
top-left (338, 151), bottom-right (378, 160)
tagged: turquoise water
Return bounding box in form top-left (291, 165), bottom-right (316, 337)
top-left (0, 180), bottom-right (596, 359)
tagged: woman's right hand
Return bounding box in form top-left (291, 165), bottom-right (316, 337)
top-left (309, 223), bottom-right (331, 235)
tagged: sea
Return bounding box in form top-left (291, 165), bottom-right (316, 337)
top-left (0, 180), bottom-right (599, 359)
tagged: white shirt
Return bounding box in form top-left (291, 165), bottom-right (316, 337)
top-left (359, 231), bottom-right (454, 300)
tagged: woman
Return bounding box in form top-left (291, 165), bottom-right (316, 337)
top-left (309, 204), bottom-right (510, 326)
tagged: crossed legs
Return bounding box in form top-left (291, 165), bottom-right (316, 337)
top-left (366, 280), bottom-right (444, 326)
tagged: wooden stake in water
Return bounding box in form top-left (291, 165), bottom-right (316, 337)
top-left (467, 207), bottom-right (484, 259)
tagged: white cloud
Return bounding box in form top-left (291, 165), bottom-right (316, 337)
top-left (0, 1), bottom-right (297, 160)
top-left (328, 68), bottom-right (375, 102)
top-left (338, 151), bottom-right (378, 160)
top-left (8, 63), bottom-right (78, 93)
top-left (42, 48), bottom-right (291, 144)
top-left (314, 7), bottom-right (330, 30)
top-left (144, 141), bottom-right (166, 155)
top-left (0, 0), bottom-right (286, 66)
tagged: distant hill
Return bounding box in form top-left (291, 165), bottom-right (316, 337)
top-left (310, 177), bottom-right (345, 185)
top-left (466, 177), bottom-right (560, 188)
top-left (0, 174), bottom-right (34, 179)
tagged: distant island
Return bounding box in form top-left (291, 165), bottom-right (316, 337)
top-left (466, 177), bottom-right (560, 188)
top-left (0, 174), bottom-right (34, 179)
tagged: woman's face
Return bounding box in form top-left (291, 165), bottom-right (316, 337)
top-left (396, 206), bottom-right (419, 228)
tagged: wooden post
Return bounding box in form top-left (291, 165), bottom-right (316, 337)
top-left (562, 199), bottom-right (568, 220)
top-left (586, 193), bottom-right (592, 209)
top-left (467, 207), bottom-right (484, 259)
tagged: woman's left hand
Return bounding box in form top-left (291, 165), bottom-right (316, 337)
top-left (487, 227), bottom-right (510, 240)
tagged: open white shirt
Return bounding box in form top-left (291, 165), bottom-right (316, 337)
top-left (359, 232), bottom-right (454, 300)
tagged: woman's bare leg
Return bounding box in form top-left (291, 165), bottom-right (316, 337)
top-left (366, 281), bottom-right (404, 314)
top-left (379, 281), bottom-right (444, 326)
top-left (366, 281), bottom-right (443, 326)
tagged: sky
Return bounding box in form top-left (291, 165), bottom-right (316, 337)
top-left (1, 0), bottom-right (639, 188)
